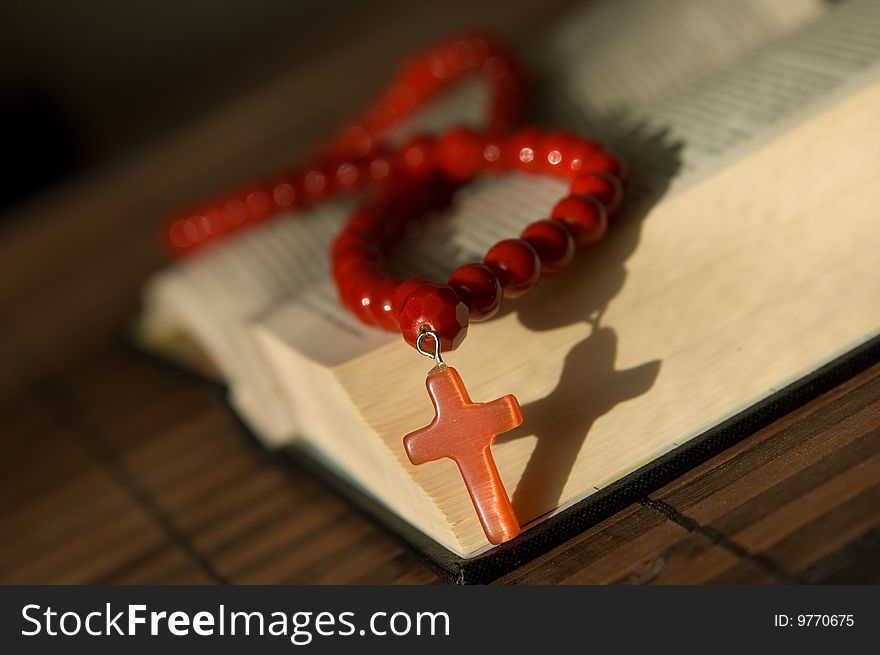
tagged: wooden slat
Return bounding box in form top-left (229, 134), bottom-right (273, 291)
top-left (650, 363), bottom-right (880, 580)
top-left (0, 391), bottom-right (210, 584)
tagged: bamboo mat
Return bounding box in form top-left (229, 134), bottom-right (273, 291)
top-left (0, 0), bottom-right (877, 584)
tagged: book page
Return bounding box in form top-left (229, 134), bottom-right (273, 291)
top-left (548, 0), bottom-right (879, 183)
top-left (541, 0), bottom-right (821, 114)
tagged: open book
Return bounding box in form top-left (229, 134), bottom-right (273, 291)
top-left (139, 0), bottom-right (880, 561)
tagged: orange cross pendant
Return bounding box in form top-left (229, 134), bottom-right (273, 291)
top-left (403, 364), bottom-right (523, 545)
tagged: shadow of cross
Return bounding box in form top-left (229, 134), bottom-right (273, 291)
top-left (403, 364), bottom-right (523, 545)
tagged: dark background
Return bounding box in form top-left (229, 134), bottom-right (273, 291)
top-left (0, 0), bottom-right (571, 210)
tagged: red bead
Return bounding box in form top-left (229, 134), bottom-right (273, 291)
top-left (164, 212), bottom-right (212, 255)
top-left (332, 247), bottom-right (376, 282)
top-left (428, 44), bottom-right (460, 79)
top-left (365, 101), bottom-right (399, 134)
top-left (334, 160), bottom-right (367, 194)
top-left (399, 135), bottom-right (437, 179)
top-left (539, 131), bottom-right (573, 177)
top-left (397, 283), bottom-right (469, 352)
top-left (521, 220), bottom-right (575, 276)
top-left (385, 81), bottom-right (418, 115)
top-left (581, 150), bottom-right (625, 179)
top-left (448, 263), bottom-right (503, 321)
top-left (301, 166), bottom-right (332, 203)
top-left (399, 57), bottom-right (434, 99)
top-left (333, 211), bottom-right (382, 274)
top-left (272, 179), bottom-right (299, 209)
top-left (221, 198), bottom-right (247, 226)
top-left (481, 132), bottom-right (509, 173)
top-left (367, 149), bottom-right (394, 183)
top-left (483, 52), bottom-right (515, 84)
top-left (334, 124), bottom-right (372, 159)
top-left (369, 278), bottom-right (402, 331)
top-left (565, 139), bottom-right (602, 176)
top-left (339, 271), bottom-right (382, 325)
top-left (165, 218), bottom-right (191, 253)
top-left (202, 208), bottom-right (225, 236)
top-left (180, 216), bottom-right (207, 244)
top-left (551, 195), bottom-right (607, 249)
top-left (460, 35), bottom-right (491, 68)
top-left (331, 229), bottom-right (371, 259)
top-left (571, 172), bottom-right (622, 214)
top-left (392, 277), bottom-right (430, 316)
top-left (507, 127), bottom-right (542, 173)
top-left (484, 238), bottom-right (541, 298)
top-left (244, 188), bottom-right (273, 222)
top-left (436, 127), bottom-right (482, 182)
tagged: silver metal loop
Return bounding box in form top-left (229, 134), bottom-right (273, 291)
top-left (415, 328), bottom-right (444, 365)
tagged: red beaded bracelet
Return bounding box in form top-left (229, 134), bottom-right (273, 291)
top-left (161, 33), bottom-right (524, 258)
top-left (158, 33), bottom-right (627, 547)
top-left (331, 126), bottom-right (624, 352)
